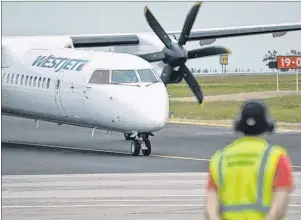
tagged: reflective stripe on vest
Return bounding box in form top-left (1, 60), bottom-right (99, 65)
top-left (218, 144), bottom-right (274, 213)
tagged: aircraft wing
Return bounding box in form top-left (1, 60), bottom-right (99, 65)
top-left (70, 22), bottom-right (301, 48)
top-left (173, 23), bottom-right (301, 41)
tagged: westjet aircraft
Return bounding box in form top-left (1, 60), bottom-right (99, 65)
top-left (2, 2), bottom-right (301, 156)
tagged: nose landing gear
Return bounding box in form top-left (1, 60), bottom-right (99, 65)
top-left (124, 133), bottom-right (135, 140)
top-left (129, 133), bottom-right (152, 156)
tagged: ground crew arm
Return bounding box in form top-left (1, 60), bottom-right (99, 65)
top-left (204, 189), bottom-right (221, 220)
top-left (204, 169), bottom-right (221, 220)
top-left (265, 189), bottom-right (290, 220)
top-left (265, 154), bottom-right (294, 220)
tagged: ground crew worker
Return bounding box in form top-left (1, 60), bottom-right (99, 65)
top-left (204, 99), bottom-right (294, 220)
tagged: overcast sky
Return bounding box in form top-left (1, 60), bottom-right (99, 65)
top-left (2, 1), bottom-right (301, 71)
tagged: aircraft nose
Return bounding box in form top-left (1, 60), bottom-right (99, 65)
top-left (125, 83), bottom-right (169, 132)
top-left (139, 83), bottom-right (169, 131)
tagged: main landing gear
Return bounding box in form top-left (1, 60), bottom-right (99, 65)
top-left (125, 133), bottom-right (154, 156)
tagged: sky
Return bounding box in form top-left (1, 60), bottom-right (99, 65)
top-left (2, 1), bottom-right (301, 72)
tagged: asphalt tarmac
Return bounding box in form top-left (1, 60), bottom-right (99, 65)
top-left (2, 173), bottom-right (301, 220)
top-left (2, 115), bottom-right (301, 175)
top-left (2, 115), bottom-right (301, 220)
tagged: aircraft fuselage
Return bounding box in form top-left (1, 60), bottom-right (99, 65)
top-left (2, 47), bottom-right (170, 134)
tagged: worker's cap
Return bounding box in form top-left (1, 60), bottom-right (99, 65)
top-left (234, 99), bottom-right (275, 135)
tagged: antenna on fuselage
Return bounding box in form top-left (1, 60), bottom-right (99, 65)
top-left (92, 127), bottom-right (96, 138)
top-left (34, 119), bottom-right (40, 128)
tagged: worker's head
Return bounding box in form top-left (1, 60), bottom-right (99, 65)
top-left (234, 99), bottom-right (275, 136)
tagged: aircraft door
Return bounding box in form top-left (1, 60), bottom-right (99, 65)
top-left (56, 70), bottom-right (88, 124)
top-left (55, 71), bottom-right (67, 117)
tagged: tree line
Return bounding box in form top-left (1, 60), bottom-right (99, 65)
top-left (190, 68), bottom-right (257, 74)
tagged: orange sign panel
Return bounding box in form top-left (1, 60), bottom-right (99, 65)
top-left (277, 56), bottom-right (301, 69)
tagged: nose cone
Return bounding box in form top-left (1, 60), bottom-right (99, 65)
top-left (141, 83), bottom-right (169, 131)
top-left (123, 82), bottom-right (169, 132)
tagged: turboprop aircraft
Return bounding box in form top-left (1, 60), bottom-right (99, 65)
top-left (2, 2), bottom-right (301, 156)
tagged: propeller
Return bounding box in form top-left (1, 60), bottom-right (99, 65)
top-left (138, 2), bottom-right (231, 104)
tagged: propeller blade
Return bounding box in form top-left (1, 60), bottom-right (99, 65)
top-left (138, 51), bottom-right (166, 62)
top-left (187, 46), bottom-right (231, 59)
top-left (180, 65), bottom-right (204, 104)
top-left (178, 2), bottom-right (202, 46)
top-left (144, 6), bottom-right (173, 48)
top-left (160, 65), bottom-right (173, 84)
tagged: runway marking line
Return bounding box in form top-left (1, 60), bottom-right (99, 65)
top-left (2, 199), bottom-right (203, 203)
top-left (3, 204), bottom-right (301, 208)
top-left (1, 204), bottom-right (207, 208)
top-left (152, 154), bottom-right (209, 161)
top-left (2, 141), bottom-right (210, 162)
top-left (3, 141), bottom-right (301, 169)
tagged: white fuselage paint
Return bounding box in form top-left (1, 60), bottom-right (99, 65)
top-left (1, 44), bottom-right (170, 134)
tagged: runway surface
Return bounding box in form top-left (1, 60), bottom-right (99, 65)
top-left (2, 115), bottom-right (301, 219)
top-left (2, 115), bottom-right (301, 175)
top-left (2, 173), bottom-right (301, 220)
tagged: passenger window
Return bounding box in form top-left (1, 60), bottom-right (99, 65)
top-left (6, 73), bottom-right (10, 83)
top-left (15, 74), bottom-right (19, 84)
top-left (25, 76), bottom-right (29, 86)
top-left (20, 75), bottom-right (24, 85)
top-left (89, 70), bottom-right (110, 84)
top-left (46, 78), bottom-right (50, 89)
top-left (33, 77), bottom-right (37, 87)
top-left (38, 77), bottom-right (42, 87)
top-left (42, 78), bottom-right (46, 88)
top-left (29, 76), bottom-right (33, 86)
top-left (11, 73), bottom-right (15, 84)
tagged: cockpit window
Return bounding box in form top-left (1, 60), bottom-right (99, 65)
top-left (89, 70), bottom-right (110, 84)
top-left (137, 69), bottom-right (159, 82)
top-left (111, 70), bottom-right (138, 84)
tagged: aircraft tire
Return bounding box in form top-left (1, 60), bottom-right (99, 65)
top-left (142, 139), bottom-right (151, 156)
top-left (131, 140), bottom-right (141, 156)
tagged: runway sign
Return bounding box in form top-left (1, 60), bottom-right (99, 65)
top-left (220, 55), bottom-right (228, 65)
top-left (277, 56), bottom-right (301, 69)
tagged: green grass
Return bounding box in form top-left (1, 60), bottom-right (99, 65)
top-left (167, 74), bottom-right (301, 97)
top-left (169, 95), bottom-right (301, 123)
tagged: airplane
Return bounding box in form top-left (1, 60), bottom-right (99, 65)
top-left (2, 2), bottom-right (301, 156)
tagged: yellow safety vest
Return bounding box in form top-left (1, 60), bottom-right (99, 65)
top-left (210, 136), bottom-right (288, 220)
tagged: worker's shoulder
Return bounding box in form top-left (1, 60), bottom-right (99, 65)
top-left (209, 149), bottom-right (224, 164)
top-left (209, 141), bottom-right (234, 160)
top-left (271, 144), bottom-right (286, 149)
top-left (271, 144), bottom-right (288, 154)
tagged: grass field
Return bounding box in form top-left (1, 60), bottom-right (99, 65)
top-left (167, 74), bottom-right (301, 97)
top-left (169, 95), bottom-right (301, 123)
